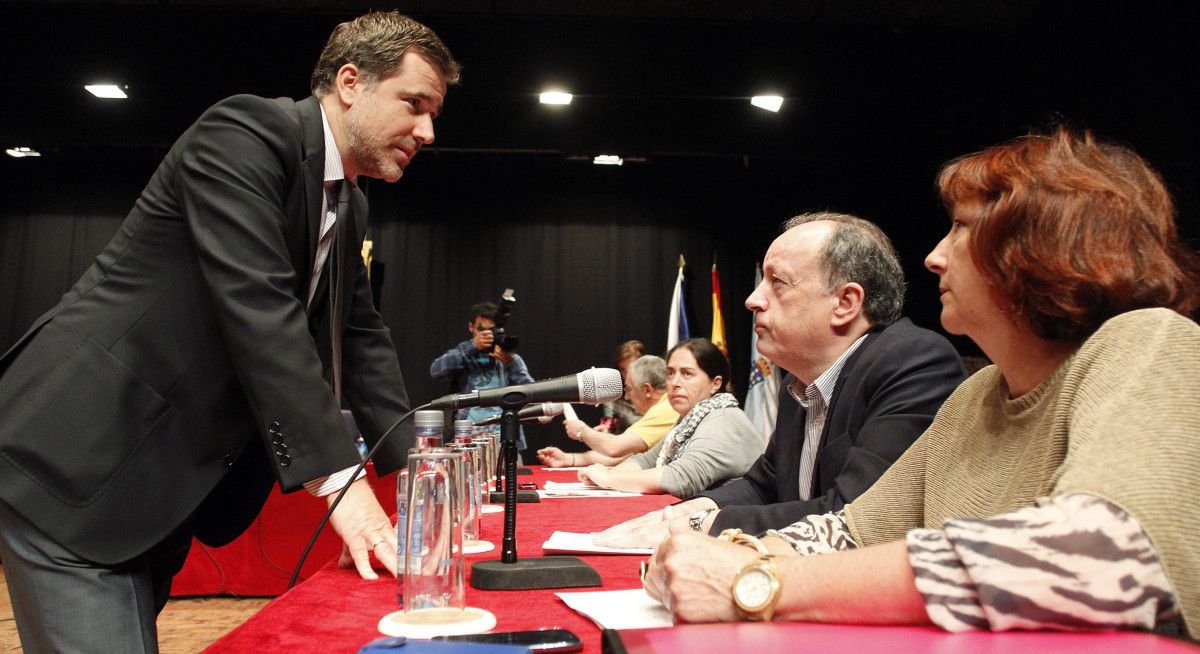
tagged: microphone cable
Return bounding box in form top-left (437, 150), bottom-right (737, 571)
top-left (287, 401), bottom-right (431, 589)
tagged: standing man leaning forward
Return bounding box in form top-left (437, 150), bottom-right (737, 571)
top-left (538, 355), bottom-right (679, 467)
top-left (597, 213), bottom-right (965, 547)
top-left (0, 12), bottom-right (458, 653)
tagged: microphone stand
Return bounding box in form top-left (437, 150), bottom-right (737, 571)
top-left (469, 405), bottom-right (601, 590)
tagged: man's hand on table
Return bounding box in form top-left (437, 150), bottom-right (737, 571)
top-left (593, 497), bottom-right (719, 548)
top-left (330, 477), bottom-right (398, 580)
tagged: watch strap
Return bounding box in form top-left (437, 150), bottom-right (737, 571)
top-left (717, 528), bottom-right (769, 556)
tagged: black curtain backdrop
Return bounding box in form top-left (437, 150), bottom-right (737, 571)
top-left (0, 150), bottom-right (960, 454)
top-left (3, 1), bottom-right (1198, 454)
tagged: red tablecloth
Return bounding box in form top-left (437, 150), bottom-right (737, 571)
top-left (614, 622), bottom-right (1199, 653)
top-left (202, 467), bottom-right (672, 652)
top-left (200, 468), bottom-right (1198, 654)
top-left (172, 465), bottom-right (398, 597)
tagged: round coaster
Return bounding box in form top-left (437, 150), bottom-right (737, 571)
top-left (479, 504), bottom-right (504, 514)
top-left (378, 606), bottom-right (496, 639)
top-left (462, 539), bottom-right (495, 554)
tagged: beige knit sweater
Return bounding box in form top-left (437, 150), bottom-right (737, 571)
top-left (845, 308), bottom-right (1200, 636)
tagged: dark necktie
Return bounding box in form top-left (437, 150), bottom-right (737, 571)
top-left (328, 180), bottom-right (347, 404)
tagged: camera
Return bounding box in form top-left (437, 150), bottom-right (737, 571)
top-left (490, 288), bottom-right (519, 352)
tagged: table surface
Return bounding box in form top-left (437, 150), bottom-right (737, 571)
top-left (613, 622), bottom-right (1199, 653)
top-left (201, 467), bottom-right (1198, 653)
top-left (201, 466), bottom-right (671, 653)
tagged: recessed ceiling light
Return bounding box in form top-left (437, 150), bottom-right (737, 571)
top-left (6, 147), bottom-right (41, 158)
top-left (85, 84), bottom-right (128, 99)
top-left (539, 91), bottom-right (573, 105)
top-left (593, 155), bottom-right (623, 166)
top-left (750, 95), bottom-right (783, 112)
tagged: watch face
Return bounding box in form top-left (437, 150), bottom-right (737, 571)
top-left (734, 568), bottom-right (773, 610)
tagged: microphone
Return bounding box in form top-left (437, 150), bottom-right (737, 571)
top-left (478, 414), bottom-right (554, 426)
top-left (430, 368), bottom-right (623, 410)
top-left (473, 403), bottom-right (565, 427)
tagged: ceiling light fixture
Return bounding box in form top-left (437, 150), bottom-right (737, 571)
top-left (85, 84), bottom-right (128, 99)
top-left (750, 95), bottom-right (784, 112)
top-left (593, 155), bottom-right (623, 166)
top-left (539, 91), bottom-right (573, 105)
top-left (6, 147), bottom-right (41, 158)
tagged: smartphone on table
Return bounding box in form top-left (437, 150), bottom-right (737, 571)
top-left (433, 628), bottom-right (582, 652)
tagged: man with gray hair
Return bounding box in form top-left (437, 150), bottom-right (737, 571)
top-left (0, 11), bottom-right (458, 652)
top-left (597, 213), bottom-right (966, 546)
top-left (538, 354), bottom-right (679, 467)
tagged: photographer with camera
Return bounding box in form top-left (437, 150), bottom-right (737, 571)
top-left (430, 296), bottom-right (535, 453)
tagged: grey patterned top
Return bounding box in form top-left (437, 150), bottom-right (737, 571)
top-left (628, 406), bottom-right (767, 499)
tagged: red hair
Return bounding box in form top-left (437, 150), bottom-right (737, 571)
top-left (938, 127), bottom-right (1200, 342)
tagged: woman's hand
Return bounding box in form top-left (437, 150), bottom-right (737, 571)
top-left (537, 446), bottom-right (571, 467)
top-left (578, 463), bottom-right (612, 488)
top-left (563, 419), bottom-right (589, 441)
top-left (644, 521), bottom-right (756, 622)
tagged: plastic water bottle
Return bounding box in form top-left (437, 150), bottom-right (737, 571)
top-left (414, 410), bottom-right (443, 450)
top-left (395, 466), bottom-right (409, 607)
top-left (453, 419), bottom-right (473, 444)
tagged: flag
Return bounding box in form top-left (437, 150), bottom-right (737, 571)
top-left (710, 260), bottom-right (727, 357)
top-left (744, 262), bottom-right (780, 438)
top-left (667, 255), bottom-right (690, 350)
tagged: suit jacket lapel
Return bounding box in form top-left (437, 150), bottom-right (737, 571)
top-left (296, 96), bottom-right (326, 293)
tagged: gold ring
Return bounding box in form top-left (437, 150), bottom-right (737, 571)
top-left (573, 430), bottom-right (582, 437)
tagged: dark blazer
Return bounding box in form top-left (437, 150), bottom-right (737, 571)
top-left (701, 318), bottom-right (965, 535)
top-left (0, 95), bottom-right (412, 564)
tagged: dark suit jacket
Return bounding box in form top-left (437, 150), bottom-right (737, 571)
top-left (0, 95), bottom-right (412, 564)
top-left (701, 318), bottom-right (965, 535)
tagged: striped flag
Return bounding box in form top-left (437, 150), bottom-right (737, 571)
top-left (710, 260), bottom-right (727, 357)
top-left (667, 255), bottom-right (690, 350)
top-left (744, 262), bottom-right (780, 438)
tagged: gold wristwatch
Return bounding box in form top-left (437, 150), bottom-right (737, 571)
top-left (731, 555), bottom-right (781, 621)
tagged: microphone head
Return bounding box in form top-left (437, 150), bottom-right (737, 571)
top-left (577, 368), bottom-right (624, 405)
top-left (538, 403), bottom-right (565, 417)
top-left (535, 415), bottom-right (554, 425)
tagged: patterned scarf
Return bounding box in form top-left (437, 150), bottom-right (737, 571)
top-left (656, 392), bottom-right (739, 467)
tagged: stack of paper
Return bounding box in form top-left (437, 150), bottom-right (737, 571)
top-left (539, 481), bottom-right (642, 498)
top-left (555, 588), bottom-right (673, 630)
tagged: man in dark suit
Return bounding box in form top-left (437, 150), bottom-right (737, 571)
top-left (596, 213), bottom-right (966, 547)
top-left (0, 11), bottom-right (459, 652)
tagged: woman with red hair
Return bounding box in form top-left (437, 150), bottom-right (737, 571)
top-left (643, 127), bottom-right (1200, 638)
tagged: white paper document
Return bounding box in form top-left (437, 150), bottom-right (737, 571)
top-left (543, 481), bottom-right (600, 490)
top-left (541, 530), bottom-right (654, 555)
top-left (561, 403), bottom-right (579, 422)
top-left (556, 588), bottom-right (673, 630)
top-left (538, 480), bottom-right (642, 498)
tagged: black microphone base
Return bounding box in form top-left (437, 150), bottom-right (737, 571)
top-left (489, 490), bottom-right (540, 503)
top-left (469, 556), bottom-right (601, 590)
